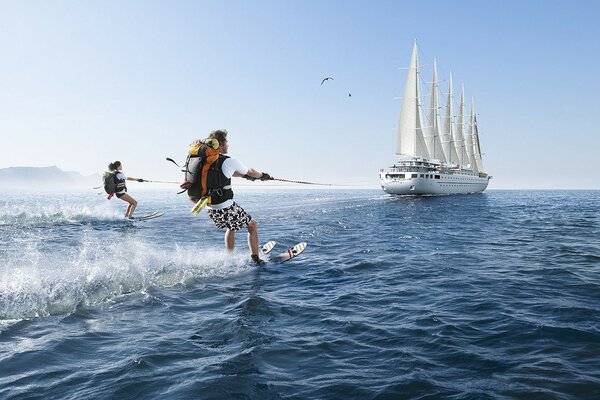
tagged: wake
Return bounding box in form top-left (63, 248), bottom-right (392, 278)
top-left (0, 234), bottom-right (253, 325)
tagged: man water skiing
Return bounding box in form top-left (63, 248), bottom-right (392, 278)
top-left (191, 129), bottom-right (271, 265)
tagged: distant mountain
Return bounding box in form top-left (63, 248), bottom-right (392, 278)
top-left (0, 166), bottom-right (100, 189)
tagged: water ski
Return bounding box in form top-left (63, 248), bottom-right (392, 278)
top-left (260, 241), bottom-right (307, 263)
top-left (261, 241), bottom-right (276, 255)
top-left (129, 211), bottom-right (164, 221)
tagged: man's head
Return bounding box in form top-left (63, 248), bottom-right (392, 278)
top-left (208, 129), bottom-right (228, 154)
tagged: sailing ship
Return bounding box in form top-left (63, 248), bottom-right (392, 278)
top-left (379, 42), bottom-right (491, 195)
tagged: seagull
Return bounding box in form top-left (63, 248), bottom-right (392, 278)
top-left (321, 77), bottom-right (334, 85)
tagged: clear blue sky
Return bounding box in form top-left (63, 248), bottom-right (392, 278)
top-left (1, 0), bottom-right (599, 189)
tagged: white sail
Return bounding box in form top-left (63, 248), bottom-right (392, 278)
top-left (455, 85), bottom-right (468, 167)
top-left (442, 75), bottom-right (460, 164)
top-left (396, 42), bottom-right (430, 159)
top-left (471, 99), bottom-right (484, 173)
top-left (466, 99), bottom-right (478, 172)
top-left (426, 59), bottom-right (446, 162)
top-left (463, 93), bottom-right (476, 170)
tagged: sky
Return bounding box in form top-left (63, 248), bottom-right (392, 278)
top-left (1, 0), bottom-right (599, 190)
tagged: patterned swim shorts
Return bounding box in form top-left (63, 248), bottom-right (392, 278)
top-left (207, 202), bottom-right (252, 231)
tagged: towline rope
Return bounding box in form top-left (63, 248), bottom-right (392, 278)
top-left (143, 180), bottom-right (182, 184)
top-left (270, 177), bottom-right (333, 186)
top-left (133, 178), bottom-right (333, 186)
top-left (96, 177), bottom-right (340, 189)
top-left (146, 177), bottom-right (339, 187)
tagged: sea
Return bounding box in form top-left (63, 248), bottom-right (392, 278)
top-left (1, 189), bottom-right (599, 399)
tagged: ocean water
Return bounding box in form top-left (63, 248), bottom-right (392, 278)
top-left (1, 189), bottom-right (599, 399)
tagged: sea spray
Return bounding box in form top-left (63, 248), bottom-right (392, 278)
top-left (0, 199), bottom-right (120, 226)
top-left (0, 231), bottom-right (253, 322)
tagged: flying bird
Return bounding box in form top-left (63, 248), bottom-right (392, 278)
top-left (348, 93), bottom-right (352, 97)
top-left (321, 77), bottom-right (334, 85)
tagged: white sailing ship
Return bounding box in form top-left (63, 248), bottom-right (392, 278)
top-left (379, 42), bottom-right (491, 195)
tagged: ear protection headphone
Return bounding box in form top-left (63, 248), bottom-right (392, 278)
top-left (204, 138), bottom-right (220, 150)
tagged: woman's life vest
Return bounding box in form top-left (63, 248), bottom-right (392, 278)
top-left (180, 138), bottom-right (233, 204)
top-left (103, 171), bottom-right (126, 200)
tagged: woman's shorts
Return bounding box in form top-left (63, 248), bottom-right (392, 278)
top-left (116, 191), bottom-right (127, 198)
top-left (207, 202), bottom-right (252, 231)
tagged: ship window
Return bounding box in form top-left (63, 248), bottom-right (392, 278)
top-left (435, 175), bottom-right (440, 179)
top-left (420, 174), bottom-right (424, 178)
top-left (412, 174), bottom-right (417, 178)
top-left (399, 174), bottom-right (405, 179)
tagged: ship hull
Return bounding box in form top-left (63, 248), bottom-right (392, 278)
top-left (379, 170), bottom-right (489, 195)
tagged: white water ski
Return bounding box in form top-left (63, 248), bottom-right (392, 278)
top-left (272, 242), bottom-right (307, 263)
top-left (261, 241), bottom-right (276, 255)
top-left (129, 211), bottom-right (164, 221)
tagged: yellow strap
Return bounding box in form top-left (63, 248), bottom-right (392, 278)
top-left (191, 196), bottom-right (210, 216)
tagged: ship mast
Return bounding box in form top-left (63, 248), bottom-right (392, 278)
top-left (455, 85), bottom-right (468, 168)
top-left (466, 99), bottom-right (478, 172)
top-left (442, 75), bottom-right (460, 165)
top-left (426, 59), bottom-right (446, 162)
top-left (470, 99), bottom-right (484, 173)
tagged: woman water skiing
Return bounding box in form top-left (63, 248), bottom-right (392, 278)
top-left (108, 161), bottom-right (145, 219)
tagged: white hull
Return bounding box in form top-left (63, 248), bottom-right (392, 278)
top-left (380, 173), bottom-right (489, 195)
top-left (379, 161), bottom-right (490, 195)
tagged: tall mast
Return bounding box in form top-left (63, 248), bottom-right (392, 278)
top-left (396, 41), bottom-right (430, 159)
top-left (442, 74), bottom-right (460, 164)
top-left (466, 98), bottom-right (478, 172)
top-left (454, 84), bottom-right (467, 167)
top-left (467, 99), bottom-right (478, 173)
top-left (426, 59), bottom-right (446, 162)
top-left (471, 99), bottom-right (484, 172)
top-left (464, 90), bottom-right (477, 171)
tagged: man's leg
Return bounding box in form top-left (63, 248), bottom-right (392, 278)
top-left (247, 219), bottom-right (259, 255)
top-left (224, 228), bottom-right (235, 252)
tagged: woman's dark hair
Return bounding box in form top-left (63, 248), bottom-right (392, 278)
top-left (108, 161), bottom-right (122, 171)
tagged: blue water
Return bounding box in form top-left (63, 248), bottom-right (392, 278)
top-left (1, 189), bottom-right (599, 399)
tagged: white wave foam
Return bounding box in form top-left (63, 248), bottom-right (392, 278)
top-left (0, 233), bottom-right (252, 321)
top-left (0, 319), bottom-right (21, 334)
top-left (0, 200), bottom-right (121, 225)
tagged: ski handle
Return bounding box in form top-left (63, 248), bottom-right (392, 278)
top-left (166, 157), bottom-right (182, 168)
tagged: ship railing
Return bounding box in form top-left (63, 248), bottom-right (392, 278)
top-left (384, 166), bottom-right (432, 173)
